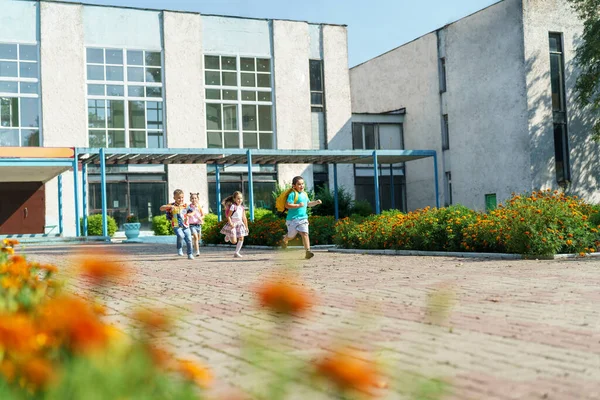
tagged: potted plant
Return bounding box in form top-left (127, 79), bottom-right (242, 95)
top-left (123, 214), bottom-right (141, 240)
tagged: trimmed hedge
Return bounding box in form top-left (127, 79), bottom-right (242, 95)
top-left (79, 214), bottom-right (118, 237)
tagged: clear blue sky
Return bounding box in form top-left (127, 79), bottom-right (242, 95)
top-left (62, 0), bottom-right (499, 66)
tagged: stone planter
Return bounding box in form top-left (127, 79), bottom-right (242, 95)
top-left (123, 222), bottom-right (141, 240)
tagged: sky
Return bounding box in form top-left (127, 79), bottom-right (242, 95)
top-left (60, 0), bottom-right (500, 66)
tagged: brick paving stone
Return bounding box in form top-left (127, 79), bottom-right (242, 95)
top-left (23, 243), bottom-right (600, 400)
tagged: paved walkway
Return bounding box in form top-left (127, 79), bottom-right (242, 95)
top-left (25, 243), bottom-right (600, 400)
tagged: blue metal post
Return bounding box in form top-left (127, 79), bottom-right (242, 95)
top-left (333, 164), bottom-right (339, 220)
top-left (373, 151), bottom-right (380, 214)
top-left (247, 149), bottom-right (254, 222)
top-left (58, 174), bottom-right (63, 235)
top-left (433, 151), bottom-right (440, 208)
top-left (73, 151), bottom-right (80, 237)
top-left (390, 164), bottom-right (395, 210)
top-left (215, 164), bottom-right (222, 222)
top-left (100, 148), bottom-right (108, 238)
top-left (82, 163), bottom-right (88, 236)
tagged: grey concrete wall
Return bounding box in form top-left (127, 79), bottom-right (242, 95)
top-left (522, 0), bottom-right (599, 203)
top-left (40, 1), bottom-right (87, 236)
top-left (444, 0), bottom-right (530, 209)
top-left (203, 16), bottom-right (271, 57)
top-left (350, 33), bottom-right (441, 210)
top-left (273, 20), bottom-right (313, 189)
top-left (323, 25), bottom-right (353, 196)
top-left (163, 11), bottom-right (209, 210)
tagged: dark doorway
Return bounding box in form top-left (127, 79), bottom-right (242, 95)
top-left (0, 182), bottom-right (45, 234)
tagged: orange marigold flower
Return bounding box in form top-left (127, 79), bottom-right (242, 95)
top-left (579, 252), bottom-right (586, 257)
top-left (0, 359), bottom-right (16, 383)
top-left (21, 358), bottom-right (56, 388)
top-left (37, 264), bottom-right (58, 274)
top-left (566, 240), bottom-right (573, 246)
top-left (0, 314), bottom-right (37, 353)
top-left (1, 247), bottom-right (14, 255)
top-left (148, 345), bottom-right (174, 369)
top-left (176, 359), bottom-right (212, 388)
top-left (133, 308), bottom-right (171, 331)
top-left (314, 349), bottom-right (387, 396)
top-left (256, 277), bottom-right (312, 315)
top-left (2, 239), bottom-right (19, 247)
top-left (79, 255), bottom-right (128, 284)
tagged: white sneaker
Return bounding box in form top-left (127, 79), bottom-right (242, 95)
top-left (195, 251), bottom-right (200, 257)
top-left (234, 253), bottom-right (242, 258)
top-left (188, 254), bottom-right (195, 260)
top-left (177, 250), bottom-right (184, 256)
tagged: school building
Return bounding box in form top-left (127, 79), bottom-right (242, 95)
top-left (0, 0), bottom-right (377, 236)
top-left (350, 0), bottom-right (600, 212)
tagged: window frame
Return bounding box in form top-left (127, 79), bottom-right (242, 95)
top-left (442, 114), bottom-right (449, 150)
top-left (309, 59), bottom-right (324, 111)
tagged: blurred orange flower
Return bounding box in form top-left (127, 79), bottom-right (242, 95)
top-left (21, 358), bottom-right (56, 388)
top-left (133, 308), bottom-right (171, 332)
top-left (0, 314), bottom-right (37, 353)
top-left (79, 254), bottom-right (127, 284)
top-left (256, 277), bottom-right (312, 315)
top-left (314, 348), bottom-right (387, 396)
top-left (176, 359), bottom-right (212, 388)
top-left (2, 239), bottom-right (19, 247)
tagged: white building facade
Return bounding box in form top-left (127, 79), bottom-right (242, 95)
top-left (0, 0), bottom-right (353, 235)
top-left (350, 0), bottom-right (600, 211)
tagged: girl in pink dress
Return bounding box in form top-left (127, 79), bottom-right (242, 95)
top-left (187, 192), bottom-right (205, 256)
top-left (219, 191), bottom-right (249, 258)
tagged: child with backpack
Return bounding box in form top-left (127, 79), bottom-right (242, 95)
top-left (278, 176), bottom-right (322, 259)
top-left (219, 191), bottom-right (249, 258)
top-left (187, 192), bottom-right (205, 257)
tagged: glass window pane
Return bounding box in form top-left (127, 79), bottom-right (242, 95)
top-left (207, 131), bottom-right (222, 148)
top-left (241, 72), bottom-right (255, 87)
top-left (20, 97), bottom-right (39, 127)
top-left (107, 85), bottom-right (124, 96)
top-left (89, 130), bottom-right (106, 147)
top-left (257, 91), bottom-right (271, 102)
top-left (222, 71), bottom-right (237, 86)
top-left (145, 68), bottom-right (162, 83)
top-left (22, 129), bottom-right (39, 147)
top-left (223, 104), bottom-right (237, 131)
top-left (242, 91), bottom-right (256, 101)
top-left (352, 123), bottom-right (363, 149)
top-left (0, 82), bottom-right (18, 93)
top-left (146, 87), bottom-right (162, 98)
top-left (106, 66), bottom-right (124, 81)
top-left (146, 101), bottom-right (163, 130)
top-left (86, 48), bottom-right (104, 64)
top-left (205, 89), bottom-right (220, 100)
top-left (147, 131), bottom-right (164, 148)
top-left (311, 92), bottom-right (323, 106)
top-left (224, 131), bottom-right (238, 148)
top-left (204, 55), bottom-right (219, 70)
top-left (1, 98), bottom-right (19, 127)
top-left (128, 85), bottom-right (144, 97)
top-left (242, 104), bottom-right (256, 131)
top-left (127, 67), bottom-right (144, 82)
top-left (549, 34), bottom-right (561, 53)
top-left (145, 52), bottom-right (161, 67)
top-left (222, 89), bottom-right (237, 100)
top-left (256, 73), bottom-right (270, 88)
top-left (107, 100), bottom-right (125, 129)
top-left (205, 71), bottom-right (220, 86)
top-left (364, 125), bottom-right (375, 149)
top-left (129, 101), bottom-right (145, 129)
top-left (206, 103), bottom-right (221, 130)
top-left (87, 84), bottom-right (105, 96)
top-left (129, 131), bottom-right (146, 148)
top-left (258, 105), bottom-right (272, 131)
top-left (257, 58), bottom-right (270, 72)
top-left (88, 99), bottom-right (106, 128)
top-left (87, 65), bottom-right (104, 80)
top-left (243, 132), bottom-right (258, 148)
top-left (221, 56), bottom-right (236, 71)
top-left (19, 62), bottom-right (38, 79)
top-left (127, 50), bottom-right (144, 66)
top-left (0, 129), bottom-right (19, 146)
top-left (0, 61), bottom-right (18, 78)
top-left (259, 132), bottom-right (273, 149)
top-left (105, 49), bottom-right (123, 64)
top-left (310, 60), bottom-right (323, 91)
top-left (19, 45), bottom-right (38, 62)
top-left (0, 44), bottom-right (17, 60)
top-left (550, 54), bottom-right (562, 111)
top-left (240, 58), bottom-right (255, 71)
top-left (107, 130), bottom-right (125, 147)
top-left (20, 82), bottom-right (38, 94)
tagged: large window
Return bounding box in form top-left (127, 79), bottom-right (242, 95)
top-left (86, 48), bottom-right (164, 148)
top-left (310, 60), bottom-right (324, 111)
top-left (549, 33), bottom-right (570, 185)
top-left (0, 43), bottom-right (40, 147)
top-left (204, 55), bottom-right (274, 149)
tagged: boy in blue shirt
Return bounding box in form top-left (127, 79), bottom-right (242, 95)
top-left (280, 176), bottom-right (322, 259)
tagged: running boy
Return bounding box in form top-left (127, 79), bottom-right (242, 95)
top-left (160, 189), bottom-right (194, 260)
top-left (280, 176), bottom-right (322, 259)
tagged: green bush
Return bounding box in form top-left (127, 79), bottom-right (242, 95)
top-left (246, 207), bottom-right (276, 221)
top-left (151, 215), bottom-right (174, 236)
top-left (311, 185), bottom-right (354, 219)
top-left (350, 199), bottom-right (373, 217)
top-left (80, 214), bottom-right (118, 237)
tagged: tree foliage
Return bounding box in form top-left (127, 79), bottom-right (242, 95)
top-left (567, 0), bottom-right (600, 141)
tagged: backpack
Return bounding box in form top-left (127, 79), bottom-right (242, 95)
top-left (275, 189), bottom-right (299, 213)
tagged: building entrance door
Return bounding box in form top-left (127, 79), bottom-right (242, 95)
top-left (0, 182), bottom-right (45, 234)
